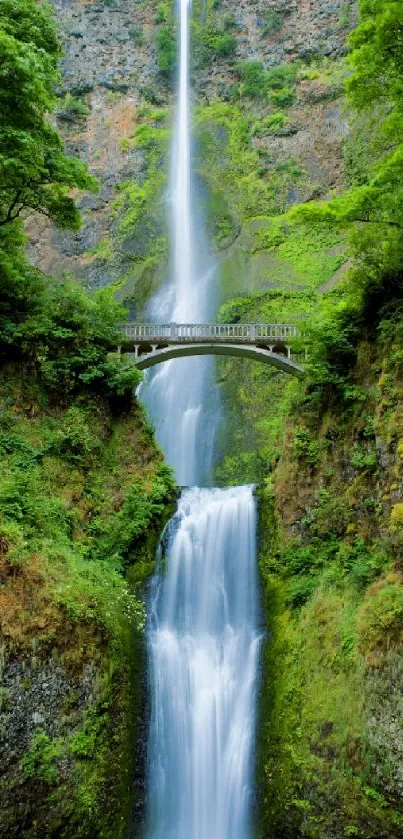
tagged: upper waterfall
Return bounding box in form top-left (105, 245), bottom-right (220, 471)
top-left (141, 0), bottom-right (218, 486)
top-left (172, 0), bottom-right (193, 322)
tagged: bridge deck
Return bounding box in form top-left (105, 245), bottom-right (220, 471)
top-left (116, 322), bottom-right (304, 377)
top-left (119, 322), bottom-right (299, 344)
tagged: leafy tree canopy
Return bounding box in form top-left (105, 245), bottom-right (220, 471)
top-left (285, 1), bottom-right (403, 402)
top-left (291, 1), bottom-right (402, 230)
top-left (347, 0), bottom-right (403, 114)
top-left (0, 0), bottom-right (96, 230)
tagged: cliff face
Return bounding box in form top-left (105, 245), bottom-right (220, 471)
top-left (26, 0), bottom-right (355, 316)
top-left (0, 365), bottom-right (175, 838)
top-left (26, 0), bottom-right (168, 299)
top-left (256, 332), bottom-right (403, 838)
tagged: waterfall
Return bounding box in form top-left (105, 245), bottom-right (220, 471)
top-left (147, 487), bottom-right (261, 838)
top-left (142, 0), bottom-right (262, 835)
top-left (141, 0), bottom-right (216, 487)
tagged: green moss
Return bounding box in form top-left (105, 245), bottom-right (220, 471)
top-left (256, 488), bottom-right (403, 838)
top-left (22, 732), bottom-right (64, 785)
top-left (0, 363), bottom-right (176, 837)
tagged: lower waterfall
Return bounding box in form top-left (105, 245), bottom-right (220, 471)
top-left (147, 486), bottom-right (261, 838)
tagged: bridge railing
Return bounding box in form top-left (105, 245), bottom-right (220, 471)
top-left (119, 323), bottom-right (299, 342)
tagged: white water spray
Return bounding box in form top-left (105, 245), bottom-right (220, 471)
top-left (143, 0), bottom-right (262, 835)
top-left (141, 0), bottom-right (216, 486)
top-left (147, 488), bottom-right (261, 838)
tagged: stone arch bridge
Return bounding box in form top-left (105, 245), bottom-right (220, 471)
top-left (118, 323), bottom-right (305, 377)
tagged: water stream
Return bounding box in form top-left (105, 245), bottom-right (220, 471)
top-left (147, 487), bottom-right (261, 838)
top-left (142, 0), bottom-right (262, 835)
top-left (141, 0), bottom-right (216, 487)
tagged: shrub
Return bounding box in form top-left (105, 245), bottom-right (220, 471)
top-left (286, 574), bottom-right (316, 608)
top-left (156, 23), bottom-right (176, 77)
top-left (358, 576), bottom-right (403, 660)
top-left (58, 93), bottom-right (89, 118)
top-left (221, 12), bottom-right (236, 32)
top-left (237, 60), bottom-right (298, 101)
top-left (237, 60), bottom-right (267, 98)
top-left (350, 446), bottom-right (378, 472)
top-left (19, 278), bottom-right (140, 404)
top-left (209, 32), bottom-right (236, 58)
top-left (292, 427), bottom-right (320, 466)
top-left (129, 25), bottom-right (143, 44)
top-left (263, 112), bottom-right (289, 134)
top-left (262, 10), bottom-right (285, 37)
top-left (265, 63), bottom-right (298, 90)
top-left (195, 28), bottom-right (237, 67)
top-left (390, 503), bottom-right (403, 528)
top-left (53, 407), bottom-right (100, 463)
top-left (271, 86), bottom-right (294, 107)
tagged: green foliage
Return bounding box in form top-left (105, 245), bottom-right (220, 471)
top-left (12, 276), bottom-right (141, 403)
top-left (53, 406), bottom-right (101, 463)
top-left (0, 0), bottom-right (96, 229)
top-left (58, 92), bottom-right (90, 118)
top-left (194, 27), bottom-right (237, 67)
top-left (257, 492), bottom-right (403, 837)
top-left (262, 10), bottom-right (285, 37)
top-left (265, 63), bottom-right (299, 90)
top-left (237, 60), bottom-right (267, 98)
top-left (253, 112), bottom-right (289, 136)
top-left (90, 465), bottom-right (175, 570)
top-left (347, 0), bottom-right (403, 114)
top-left (110, 109), bottom-right (169, 274)
top-left (128, 25), bottom-right (143, 44)
top-left (285, 2), bottom-right (403, 403)
top-left (22, 731), bottom-right (64, 784)
top-left (156, 19), bottom-right (176, 77)
top-left (358, 575), bottom-right (403, 658)
top-left (350, 445), bottom-right (378, 472)
top-left (270, 86), bottom-right (294, 107)
top-left (236, 60), bottom-right (298, 102)
top-left (195, 102), bottom-right (309, 244)
top-left (292, 427), bottom-right (320, 465)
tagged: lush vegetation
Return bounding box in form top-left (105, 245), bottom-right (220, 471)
top-left (190, 1), bottom-right (403, 835)
top-left (0, 3), bottom-right (175, 836)
top-left (1, 0), bottom-right (403, 836)
top-left (246, 4), bottom-right (403, 836)
top-left (257, 323), bottom-right (403, 838)
top-left (155, 1), bottom-right (176, 78)
top-left (0, 0), bottom-right (96, 230)
top-left (288, 0), bottom-right (403, 405)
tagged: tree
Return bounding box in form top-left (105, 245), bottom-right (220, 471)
top-left (347, 1), bottom-right (403, 115)
top-left (290, 1), bottom-right (403, 232)
top-left (0, 0), bottom-right (96, 230)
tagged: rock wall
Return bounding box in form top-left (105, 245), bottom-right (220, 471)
top-left (26, 0), bottom-right (356, 314)
top-left (256, 335), bottom-right (403, 838)
top-left (26, 0), bottom-right (169, 298)
top-left (0, 365), bottom-right (175, 838)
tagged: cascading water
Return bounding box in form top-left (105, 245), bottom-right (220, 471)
top-left (141, 0), bottom-right (216, 487)
top-left (147, 487), bottom-right (261, 838)
top-left (142, 0), bottom-right (262, 834)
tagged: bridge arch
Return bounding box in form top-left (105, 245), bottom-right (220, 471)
top-left (134, 343), bottom-right (304, 377)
